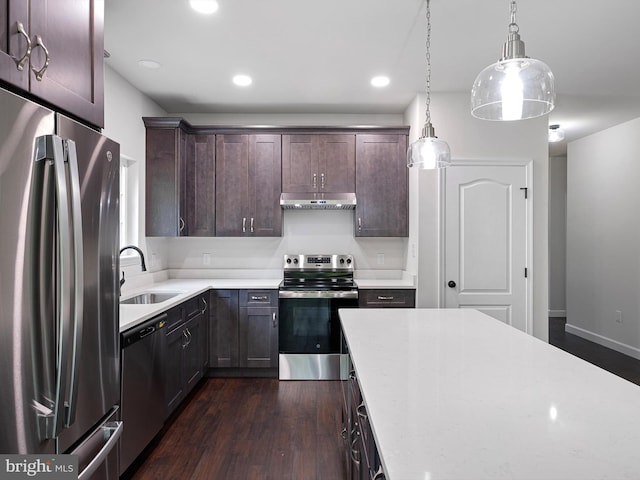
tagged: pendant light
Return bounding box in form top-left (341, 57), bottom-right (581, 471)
top-left (407, 0), bottom-right (451, 170)
top-left (471, 0), bottom-right (555, 121)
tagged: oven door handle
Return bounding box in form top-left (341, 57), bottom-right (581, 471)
top-left (278, 290), bottom-right (359, 299)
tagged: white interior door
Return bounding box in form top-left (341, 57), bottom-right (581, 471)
top-left (443, 163), bottom-right (531, 333)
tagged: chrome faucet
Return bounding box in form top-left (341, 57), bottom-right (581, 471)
top-left (119, 245), bottom-right (147, 292)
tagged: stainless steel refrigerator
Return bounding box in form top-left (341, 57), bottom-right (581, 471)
top-left (0, 87), bottom-right (122, 479)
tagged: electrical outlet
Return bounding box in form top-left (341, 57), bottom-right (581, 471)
top-left (151, 253), bottom-right (157, 268)
top-left (616, 310), bottom-right (623, 323)
top-left (376, 253), bottom-right (385, 266)
top-left (203, 253), bottom-right (211, 266)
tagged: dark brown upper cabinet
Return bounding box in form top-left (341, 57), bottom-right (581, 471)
top-left (282, 134), bottom-right (355, 193)
top-left (144, 118), bottom-right (216, 237)
top-left (0, 0), bottom-right (104, 127)
top-left (355, 134), bottom-right (409, 237)
top-left (215, 134), bottom-right (282, 237)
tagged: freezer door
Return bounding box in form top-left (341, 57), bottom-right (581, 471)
top-left (56, 114), bottom-right (121, 454)
top-left (0, 89), bottom-right (56, 454)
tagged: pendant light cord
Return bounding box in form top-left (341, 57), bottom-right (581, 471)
top-left (424, 0), bottom-right (432, 127)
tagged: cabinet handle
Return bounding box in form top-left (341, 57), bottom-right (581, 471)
top-left (377, 296), bottom-right (394, 301)
top-left (31, 35), bottom-right (50, 81)
top-left (312, 173), bottom-right (317, 189)
top-left (242, 217), bottom-right (246, 233)
top-left (178, 217), bottom-right (185, 232)
top-left (250, 217), bottom-right (254, 233)
top-left (356, 403), bottom-right (368, 422)
top-left (182, 330), bottom-right (189, 349)
top-left (320, 173), bottom-right (325, 189)
top-left (373, 467), bottom-right (386, 480)
top-left (272, 312), bottom-right (277, 328)
top-left (200, 297), bottom-right (208, 315)
top-left (13, 21), bottom-right (32, 71)
top-left (358, 217), bottom-right (362, 233)
top-left (186, 328), bottom-right (192, 346)
top-left (350, 435), bottom-right (361, 466)
top-left (250, 295), bottom-right (268, 301)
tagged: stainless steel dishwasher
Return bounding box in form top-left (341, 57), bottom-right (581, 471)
top-left (120, 313), bottom-right (167, 474)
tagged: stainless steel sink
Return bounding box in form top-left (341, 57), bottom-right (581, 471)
top-left (120, 292), bottom-right (180, 305)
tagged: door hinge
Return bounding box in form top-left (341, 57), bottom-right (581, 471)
top-left (524, 268), bottom-right (528, 278)
top-left (520, 187), bottom-right (528, 199)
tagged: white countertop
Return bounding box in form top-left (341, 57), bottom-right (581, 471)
top-left (339, 308), bottom-right (640, 480)
top-left (355, 279), bottom-right (414, 289)
top-left (119, 278), bottom-right (281, 332)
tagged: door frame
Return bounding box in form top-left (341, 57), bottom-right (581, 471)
top-left (439, 159), bottom-right (534, 334)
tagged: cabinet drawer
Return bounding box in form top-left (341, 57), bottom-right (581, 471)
top-left (358, 289), bottom-right (415, 308)
top-left (239, 289), bottom-right (278, 307)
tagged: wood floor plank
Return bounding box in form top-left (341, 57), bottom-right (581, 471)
top-left (125, 378), bottom-right (346, 480)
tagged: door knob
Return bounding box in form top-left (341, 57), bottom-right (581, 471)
top-left (448, 280), bottom-right (456, 288)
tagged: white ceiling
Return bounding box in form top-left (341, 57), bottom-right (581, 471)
top-left (104, 0), bottom-right (640, 155)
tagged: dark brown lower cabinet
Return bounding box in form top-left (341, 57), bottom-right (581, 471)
top-left (347, 369), bottom-right (386, 480)
top-left (209, 289), bottom-right (278, 374)
top-left (164, 294), bottom-right (208, 418)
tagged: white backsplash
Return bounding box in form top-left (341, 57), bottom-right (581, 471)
top-left (162, 210), bottom-right (407, 272)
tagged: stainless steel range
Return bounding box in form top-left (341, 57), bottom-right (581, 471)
top-left (278, 254), bottom-right (358, 380)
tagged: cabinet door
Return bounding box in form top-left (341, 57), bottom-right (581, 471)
top-left (355, 134), bottom-right (408, 237)
top-left (186, 134), bottom-right (215, 236)
top-left (238, 306), bottom-right (278, 368)
top-left (282, 134), bottom-right (355, 194)
top-left (0, 1), bottom-right (29, 90)
top-left (209, 290), bottom-right (239, 368)
top-left (215, 135), bottom-right (249, 236)
top-left (247, 134), bottom-right (282, 236)
top-left (29, 0), bottom-right (104, 127)
top-left (282, 134), bottom-right (317, 193)
top-left (165, 325), bottom-right (185, 418)
top-left (145, 126), bottom-right (186, 237)
top-left (318, 134), bottom-right (355, 193)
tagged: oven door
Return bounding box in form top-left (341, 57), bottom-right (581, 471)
top-left (278, 292), bottom-right (358, 380)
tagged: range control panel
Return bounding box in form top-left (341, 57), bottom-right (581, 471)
top-left (283, 254), bottom-right (354, 271)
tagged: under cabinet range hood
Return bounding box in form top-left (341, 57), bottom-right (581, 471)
top-left (280, 192), bottom-right (356, 210)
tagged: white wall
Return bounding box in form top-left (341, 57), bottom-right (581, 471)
top-left (566, 117), bottom-right (640, 356)
top-left (549, 155), bottom-right (567, 316)
top-left (165, 210), bottom-right (406, 273)
top-left (404, 93), bottom-right (549, 341)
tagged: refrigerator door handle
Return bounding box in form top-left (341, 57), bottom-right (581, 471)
top-left (63, 139), bottom-right (84, 427)
top-left (48, 134), bottom-right (74, 439)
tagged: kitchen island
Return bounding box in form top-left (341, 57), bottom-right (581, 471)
top-left (339, 308), bottom-right (640, 480)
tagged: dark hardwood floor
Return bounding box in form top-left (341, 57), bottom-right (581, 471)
top-left (123, 378), bottom-right (346, 480)
top-left (549, 317), bottom-right (640, 386)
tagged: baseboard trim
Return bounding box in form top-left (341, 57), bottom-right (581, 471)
top-left (549, 310), bottom-right (566, 318)
top-left (565, 323), bottom-right (640, 361)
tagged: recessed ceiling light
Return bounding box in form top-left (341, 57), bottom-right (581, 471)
top-left (371, 76), bottom-right (390, 88)
top-left (138, 59), bottom-right (161, 69)
top-left (233, 74), bottom-right (252, 87)
top-left (190, 0), bottom-right (219, 14)
top-left (548, 124), bottom-right (565, 142)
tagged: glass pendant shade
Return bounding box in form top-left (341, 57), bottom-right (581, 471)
top-left (407, 125), bottom-right (451, 170)
top-left (471, 0), bottom-right (555, 121)
top-left (471, 57), bottom-right (555, 121)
